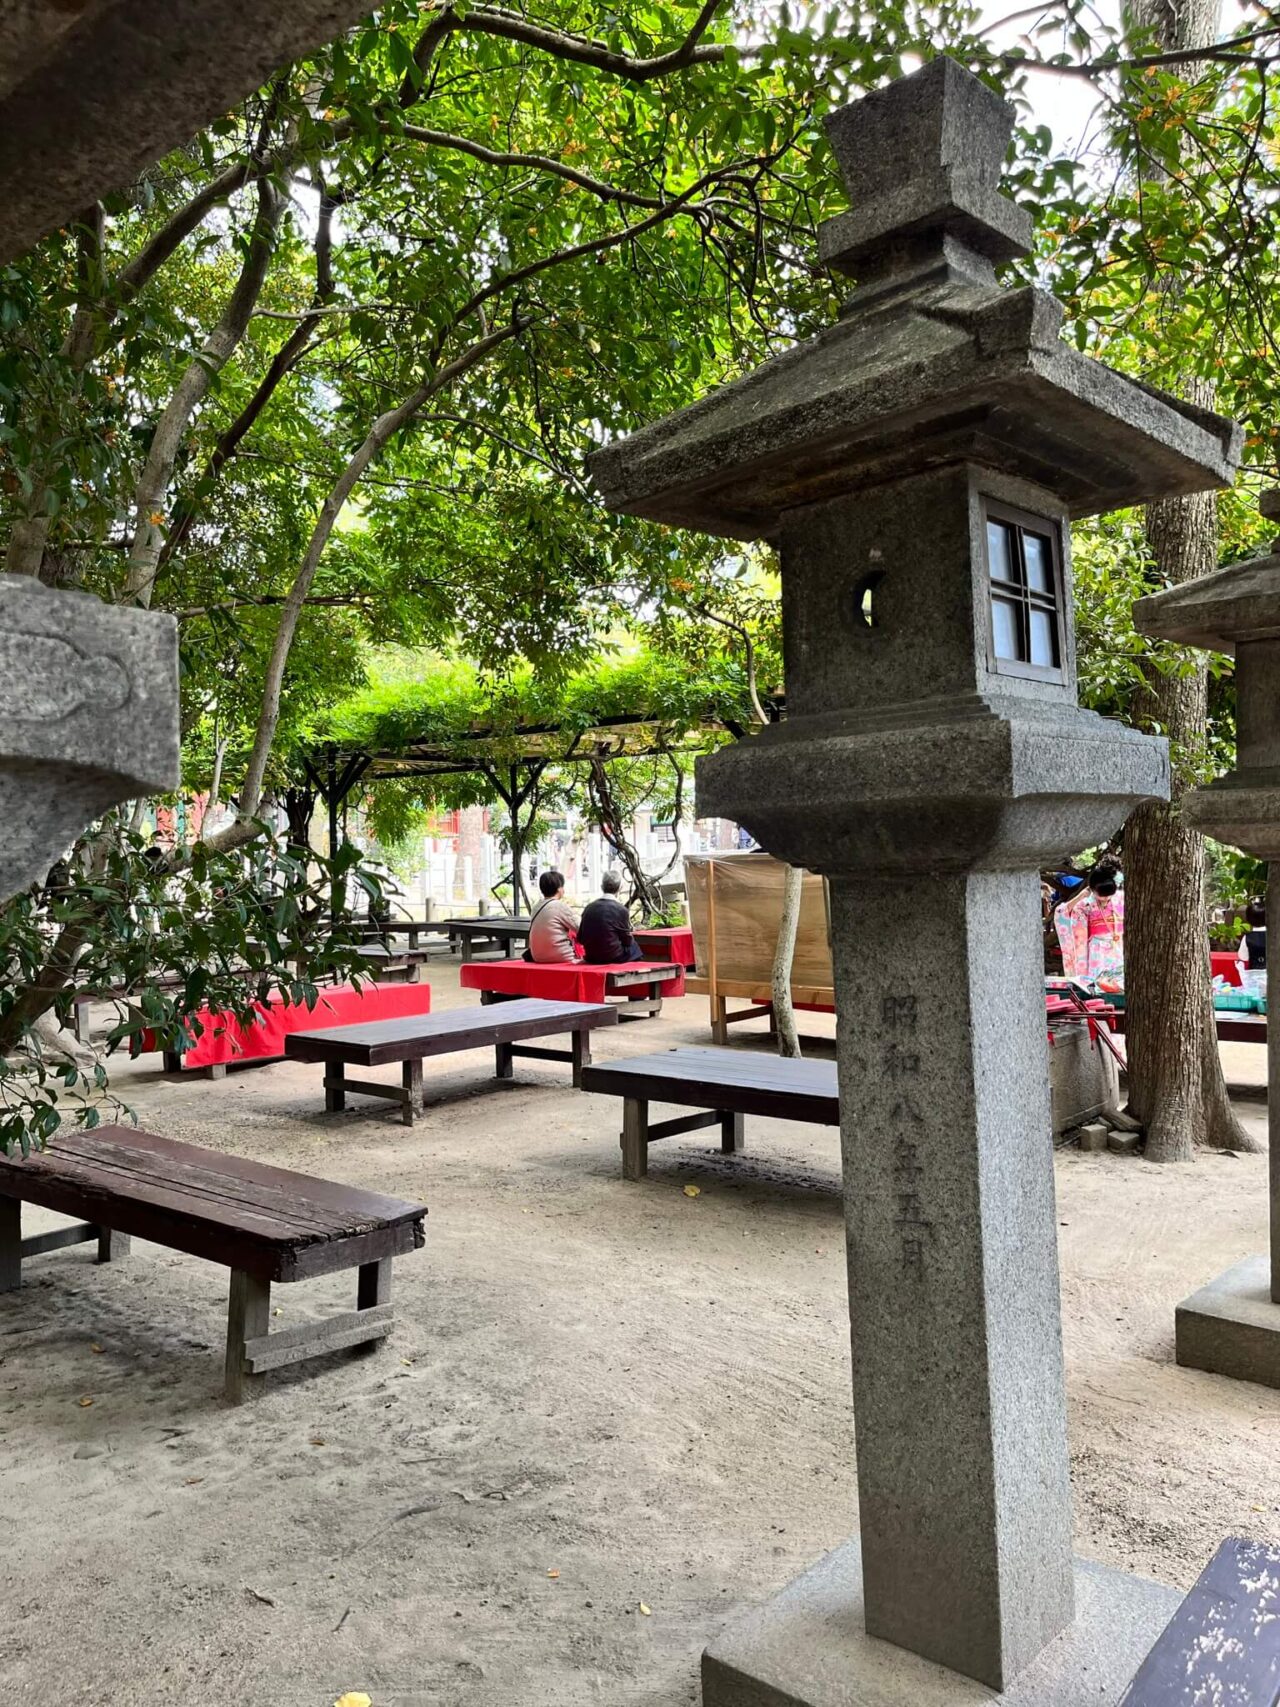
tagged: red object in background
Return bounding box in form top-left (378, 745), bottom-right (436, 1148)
top-left (146, 981), bottom-right (432, 1069)
top-left (633, 925), bottom-right (697, 968)
top-left (1211, 950), bottom-right (1243, 987)
top-left (460, 959), bottom-right (685, 1003)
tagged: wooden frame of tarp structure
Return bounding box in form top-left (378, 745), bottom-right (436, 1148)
top-left (684, 852), bottom-right (835, 1043)
top-left (301, 705), bottom-right (748, 918)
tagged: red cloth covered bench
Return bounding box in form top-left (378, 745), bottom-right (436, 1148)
top-left (459, 958), bottom-right (683, 1017)
top-left (633, 925), bottom-right (697, 969)
top-left (1211, 950), bottom-right (1243, 988)
top-left (147, 981), bottom-right (432, 1074)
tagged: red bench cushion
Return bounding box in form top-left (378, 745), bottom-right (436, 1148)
top-left (459, 959), bottom-right (685, 1003)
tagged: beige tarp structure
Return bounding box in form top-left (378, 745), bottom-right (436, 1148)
top-left (684, 852), bottom-right (833, 988)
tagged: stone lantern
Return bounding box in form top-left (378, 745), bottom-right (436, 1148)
top-left (591, 57), bottom-right (1240, 1707)
top-left (0, 575), bottom-right (179, 902)
top-left (1134, 493), bottom-right (1280, 1388)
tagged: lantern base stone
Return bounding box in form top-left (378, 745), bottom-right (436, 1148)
top-left (1176, 1253), bottom-right (1280, 1390)
top-left (702, 1543), bottom-right (1180, 1707)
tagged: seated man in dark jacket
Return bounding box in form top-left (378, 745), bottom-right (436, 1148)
top-left (578, 870), bottom-right (644, 964)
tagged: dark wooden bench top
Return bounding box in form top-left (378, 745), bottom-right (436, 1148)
top-left (0, 1125), bottom-right (425, 1283)
top-left (582, 1047), bottom-right (840, 1125)
top-left (285, 998), bottom-right (617, 1065)
top-left (441, 916), bottom-right (530, 936)
top-left (1120, 1536), bottom-right (1280, 1704)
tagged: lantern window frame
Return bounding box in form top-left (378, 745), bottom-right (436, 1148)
top-left (981, 498), bottom-right (1067, 684)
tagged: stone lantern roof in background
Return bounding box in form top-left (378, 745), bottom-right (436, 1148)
top-left (1135, 492), bottom-right (1280, 859)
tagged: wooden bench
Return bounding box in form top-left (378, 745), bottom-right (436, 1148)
top-left (581, 1046), bottom-right (841, 1179)
top-left (350, 942), bottom-right (433, 983)
top-left (1119, 1535), bottom-right (1280, 1704)
top-left (440, 916), bottom-right (532, 962)
top-left (1106, 1005), bottom-right (1267, 1045)
top-left (285, 998), bottom-right (618, 1125)
top-left (460, 959), bottom-right (684, 1019)
top-left (0, 1125), bottom-right (426, 1402)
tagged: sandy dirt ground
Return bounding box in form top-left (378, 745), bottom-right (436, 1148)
top-left (0, 968), bottom-right (1276, 1707)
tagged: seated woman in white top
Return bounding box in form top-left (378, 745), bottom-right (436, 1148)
top-left (527, 869), bottom-right (579, 964)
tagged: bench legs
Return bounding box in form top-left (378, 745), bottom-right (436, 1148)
top-left (402, 1059), bottom-right (422, 1125)
top-left (0, 1197), bottom-right (20, 1292)
top-left (496, 1029), bottom-right (592, 1088)
top-left (97, 1227), bottom-right (131, 1263)
top-left (620, 1100), bottom-right (746, 1181)
top-left (325, 1060), bottom-right (422, 1125)
top-left (0, 1198), bottom-right (132, 1291)
top-left (225, 1259), bottom-right (396, 1404)
top-left (226, 1270), bottom-right (271, 1404)
top-left (622, 1100), bottom-right (649, 1180)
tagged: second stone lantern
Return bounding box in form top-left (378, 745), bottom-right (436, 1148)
top-left (1135, 492), bottom-right (1280, 1390)
top-left (591, 56), bottom-right (1241, 1707)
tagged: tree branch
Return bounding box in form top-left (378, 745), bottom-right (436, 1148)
top-left (207, 316), bottom-right (530, 850)
top-left (396, 124), bottom-right (664, 207)
top-left (123, 174), bottom-right (286, 607)
top-left (420, 0), bottom-right (741, 82)
top-left (156, 189), bottom-right (339, 579)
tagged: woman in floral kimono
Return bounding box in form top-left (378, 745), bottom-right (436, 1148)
top-left (1054, 857), bottom-right (1125, 990)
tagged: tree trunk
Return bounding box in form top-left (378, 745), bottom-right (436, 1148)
top-left (1120, 0), bottom-right (1254, 1158)
top-left (1125, 486), bottom-right (1257, 1156)
top-left (771, 861), bottom-right (803, 1058)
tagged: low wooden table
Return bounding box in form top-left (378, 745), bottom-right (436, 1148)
top-left (285, 998), bottom-right (618, 1125)
top-left (581, 1046), bottom-right (840, 1179)
top-left (360, 918), bottom-right (451, 952)
top-left (440, 917), bottom-right (532, 962)
top-left (0, 1125), bottom-right (426, 1403)
top-left (351, 942), bottom-right (433, 983)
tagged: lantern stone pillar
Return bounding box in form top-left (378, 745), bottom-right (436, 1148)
top-left (1134, 493), bottom-right (1280, 1387)
top-left (0, 575), bottom-right (179, 902)
top-left (591, 57), bottom-right (1240, 1707)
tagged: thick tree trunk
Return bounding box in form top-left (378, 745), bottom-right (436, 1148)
top-left (1125, 487), bottom-right (1256, 1157)
top-left (1120, 0), bottom-right (1254, 1158)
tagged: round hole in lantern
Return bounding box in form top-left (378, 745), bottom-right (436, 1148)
top-left (853, 571), bottom-right (885, 631)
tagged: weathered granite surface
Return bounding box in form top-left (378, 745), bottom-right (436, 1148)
top-left (828, 874), bottom-right (1074, 1683)
top-left (0, 0), bottom-right (378, 262)
top-left (703, 1543), bottom-right (1182, 1707)
top-left (0, 575), bottom-right (179, 899)
top-left (592, 52), bottom-right (1239, 1704)
top-left (1175, 1254), bottom-right (1280, 1389)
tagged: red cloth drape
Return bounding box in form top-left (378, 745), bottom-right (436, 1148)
top-left (146, 981), bottom-right (432, 1068)
top-left (633, 926), bottom-right (697, 968)
top-left (460, 959), bottom-right (685, 1003)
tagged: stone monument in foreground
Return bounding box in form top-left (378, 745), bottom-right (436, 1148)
top-left (0, 575), bottom-right (179, 903)
top-left (1135, 494), bottom-right (1280, 1388)
top-left (591, 56), bottom-right (1240, 1707)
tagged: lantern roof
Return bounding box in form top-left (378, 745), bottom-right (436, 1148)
top-left (1133, 493), bottom-right (1280, 656)
top-left (589, 57), bottom-right (1240, 539)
